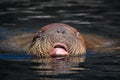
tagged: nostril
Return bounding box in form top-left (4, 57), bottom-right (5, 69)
top-left (56, 30), bottom-right (65, 34)
top-left (62, 30), bottom-right (65, 34)
top-left (57, 30), bottom-right (60, 33)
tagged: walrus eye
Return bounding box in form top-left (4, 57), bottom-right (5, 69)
top-left (37, 31), bottom-right (42, 38)
top-left (76, 32), bottom-right (80, 38)
top-left (32, 31), bottom-right (42, 42)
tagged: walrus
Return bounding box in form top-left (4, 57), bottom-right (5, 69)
top-left (0, 23), bottom-right (118, 59)
top-left (28, 23), bottom-right (86, 58)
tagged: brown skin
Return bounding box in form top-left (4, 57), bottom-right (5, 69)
top-left (28, 23), bottom-right (86, 58)
top-left (0, 23), bottom-right (118, 58)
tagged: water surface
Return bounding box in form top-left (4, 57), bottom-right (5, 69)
top-left (0, 0), bottom-right (120, 80)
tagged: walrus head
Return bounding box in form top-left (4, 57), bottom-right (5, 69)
top-left (28, 23), bottom-right (86, 58)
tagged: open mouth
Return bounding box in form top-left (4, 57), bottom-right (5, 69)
top-left (54, 43), bottom-right (68, 51)
top-left (50, 43), bottom-right (69, 57)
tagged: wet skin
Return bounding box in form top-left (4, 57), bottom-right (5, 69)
top-left (28, 23), bottom-right (86, 58)
top-left (0, 23), bottom-right (117, 60)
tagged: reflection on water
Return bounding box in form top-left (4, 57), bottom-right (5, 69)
top-left (0, 52), bottom-right (119, 80)
top-left (0, 0), bottom-right (120, 80)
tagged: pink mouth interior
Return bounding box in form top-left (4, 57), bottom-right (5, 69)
top-left (50, 43), bottom-right (69, 57)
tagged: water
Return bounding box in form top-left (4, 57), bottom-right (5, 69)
top-left (0, 52), bottom-right (119, 80)
top-left (0, 0), bottom-right (120, 80)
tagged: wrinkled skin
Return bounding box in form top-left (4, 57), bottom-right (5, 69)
top-left (28, 23), bottom-right (86, 58)
top-left (0, 23), bottom-right (118, 60)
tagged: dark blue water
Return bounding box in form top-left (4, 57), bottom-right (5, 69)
top-left (0, 0), bottom-right (120, 80)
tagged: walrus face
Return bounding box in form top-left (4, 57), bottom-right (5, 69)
top-left (28, 23), bottom-right (86, 58)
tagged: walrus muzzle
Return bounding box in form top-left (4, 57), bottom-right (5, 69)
top-left (28, 23), bottom-right (86, 58)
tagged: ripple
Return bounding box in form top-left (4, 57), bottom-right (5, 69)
top-left (61, 20), bottom-right (92, 24)
top-left (0, 11), bottom-right (43, 15)
top-left (60, 13), bottom-right (90, 17)
top-left (7, 8), bottom-right (18, 11)
top-left (3, 23), bottom-right (16, 26)
top-left (17, 17), bottom-right (29, 21)
top-left (27, 15), bottom-right (56, 18)
top-left (27, 7), bottom-right (38, 10)
top-left (20, 11), bottom-right (43, 14)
